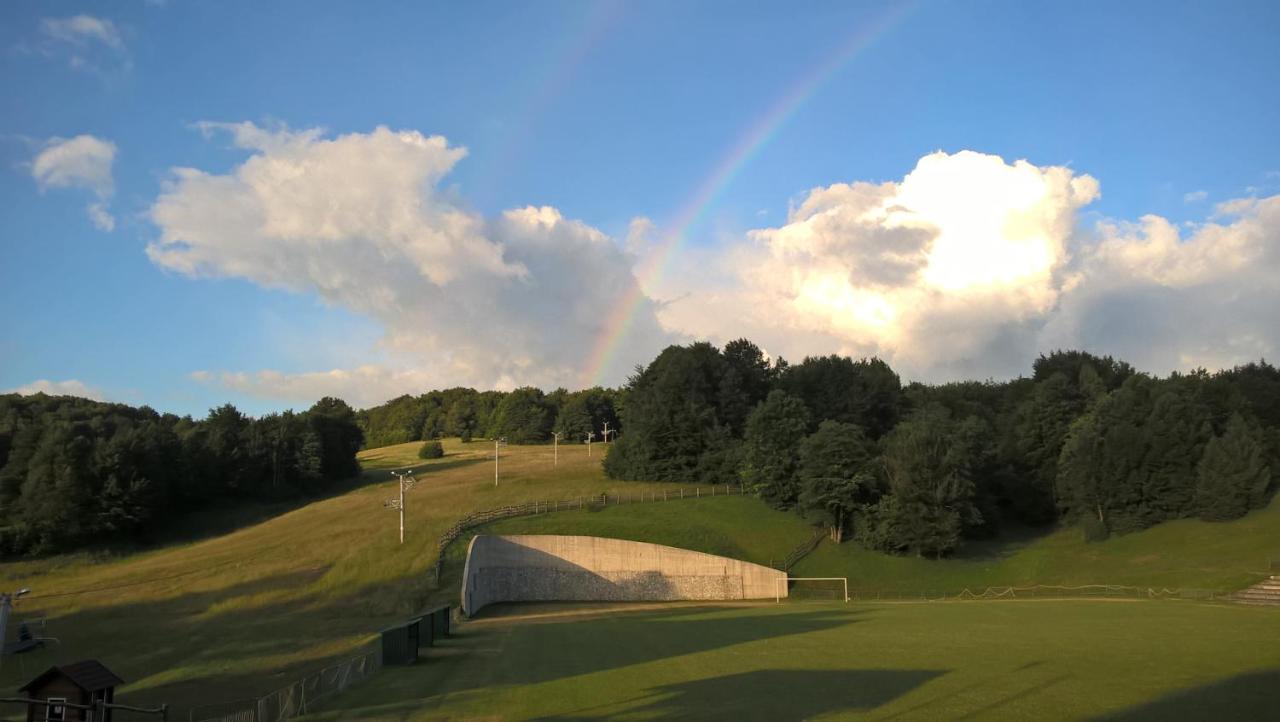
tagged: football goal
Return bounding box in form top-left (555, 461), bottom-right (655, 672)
top-left (776, 577), bottom-right (849, 603)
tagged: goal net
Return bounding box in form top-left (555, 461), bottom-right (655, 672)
top-left (779, 577), bottom-right (849, 602)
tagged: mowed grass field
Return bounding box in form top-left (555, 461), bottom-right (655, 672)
top-left (310, 599), bottom-right (1280, 721)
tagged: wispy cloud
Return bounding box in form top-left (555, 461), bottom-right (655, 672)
top-left (26, 15), bottom-right (131, 76)
top-left (1183, 189), bottom-right (1208, 203)
top-left (30, 134), bottom-right (118, 231)
top-left (7, 379), bottom-right (106, 401)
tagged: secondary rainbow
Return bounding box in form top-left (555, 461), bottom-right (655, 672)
top-left (580, 2), bottom-right (917, 388)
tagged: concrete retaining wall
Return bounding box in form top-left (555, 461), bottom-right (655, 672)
top-left (461, 534), bottom-right (787, 616)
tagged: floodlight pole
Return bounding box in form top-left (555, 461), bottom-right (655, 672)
top-left (552, 432), bottom-right (563, 467)
top-left (602, 421), bottom-right (612, 444)
top-left (389, 470), bottom-right (413, 544)
top-left (585, 431), bottom-right (595, 457)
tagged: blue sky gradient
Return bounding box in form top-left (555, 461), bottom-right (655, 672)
top-left (2, 1), bottom-right (1278, 415)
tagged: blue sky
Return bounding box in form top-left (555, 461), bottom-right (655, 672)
top-left (2, 0), bottom-right (1279, 416)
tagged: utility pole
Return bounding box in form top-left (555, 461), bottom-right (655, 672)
top-left (386, 471), bottom-right (414, 544)
top-left (494, 437), bottom-right (507, 486)
top-left (602, 421), bottom-right (613, 444)
top-left (0, 589), bottom-right (30, 670)
top-left (552, 432), bottom-right (562, 467)
top-left (585, 431), bottom-right (595, 457)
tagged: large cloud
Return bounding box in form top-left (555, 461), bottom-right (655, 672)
top-left (659, 150), bottom-right (1278, 380)
top-left (150, 123), bottom-right (675, 404)
top-left (31, 135), bottom-right (118, 231)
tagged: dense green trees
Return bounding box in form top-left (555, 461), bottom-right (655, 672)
top-left (603, 342), bottom-right (758, 483)
top-left (0, 393), bottom-right (363, 555)
top-left (740, 391), bottom-right (810, 506)
top-left (489, 387), bottom-right (554, 443)
top-left (796, 421), bottom-right (878, 541)
top-left (10, 342), bottom-right (1276, 559)
top-left (1193, 414), bottom-right (1272, 521)
top-left (604, 342), bottom-right (1279, 556)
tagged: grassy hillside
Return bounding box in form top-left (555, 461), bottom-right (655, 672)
top-left (793, 498), bottom-right (1280, 593)
top-left (0, 439), bottom-right (685, 717)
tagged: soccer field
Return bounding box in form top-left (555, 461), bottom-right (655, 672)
top-left (311, 599), bottom-right (1280, 721)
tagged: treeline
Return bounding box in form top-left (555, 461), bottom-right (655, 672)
top-left (604, 341), bottom-right (1279, 556)
top-left (357, 386), bottom-right (622, 448)
top-left (0, 394), bottom-right (363, 555)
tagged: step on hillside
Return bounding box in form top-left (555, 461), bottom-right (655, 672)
top-left (1231, 576), bottom-right (1280, 606)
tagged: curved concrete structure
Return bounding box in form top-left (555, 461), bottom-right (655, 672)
top-left (461, 534), bottom-right (787, 616)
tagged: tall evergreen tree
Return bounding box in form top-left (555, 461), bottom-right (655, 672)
top-left (1193, 413), bottom-right (1272, 521)
top-left (740, 390), bottom-right (811, 507)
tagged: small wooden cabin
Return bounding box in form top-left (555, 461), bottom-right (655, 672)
top-left (18, 660), bottom-right (122, 722)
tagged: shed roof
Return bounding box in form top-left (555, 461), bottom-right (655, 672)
top-left (19, 660), bottom-right (124, 694)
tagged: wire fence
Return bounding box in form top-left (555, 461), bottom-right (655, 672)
top-left (190, 648), bottom-right (380, 722)
top-left (781, 584), bottom-right (1238, 603)
top-left (434, 484), bottom-right (749, 582)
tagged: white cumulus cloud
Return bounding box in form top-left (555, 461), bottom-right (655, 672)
top-left (31, 135), bottom-right (118, 231)
top-left (660, 150), bottom-right (1280, 381)
top-left (151, 123), bottom-right (676, 405)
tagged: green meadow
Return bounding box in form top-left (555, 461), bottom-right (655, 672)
top-left (0, 438), bottom-right (1276, 720)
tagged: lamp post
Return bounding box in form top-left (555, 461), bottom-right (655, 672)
top-left (552, 432), bottom-right (563, 467)
top-left (584, 430), bottom-right (595, 457)
top-left (494, 437), bottom-right (508, 486)
top-left (386, 470), bottom-right (415, 544)
top-left (602, 421), bottom-right (613, 444)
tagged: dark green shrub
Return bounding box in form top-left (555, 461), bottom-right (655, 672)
top-left (418, 441), bottom-right (444, 459)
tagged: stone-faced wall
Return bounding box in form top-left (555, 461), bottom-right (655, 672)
top-left (460, 534), bottom-right (787, 616)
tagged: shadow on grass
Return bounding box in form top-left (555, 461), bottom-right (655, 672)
top-left (358, 455), bottom-right (486, 481)
top-left (536, 668), bottom-right (945, 721)
top-left (334, 605), bottom-right (868, 715)
top-left (949, 521), bottom-right (1057, 562)
top-left (0, 568), bottom-right (439, 720)
top-left (1092, 668), bottom-right (1280, 721)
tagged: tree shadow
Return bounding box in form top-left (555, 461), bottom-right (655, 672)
top-left (1091, 668), bottom-right (1280, 721)
top-left (358, 455), bottom-right (486, 481)
top-left (950, 522), bottom-right (1058, 562)
top-left (535, 668), bottom-right (945, 721)
top-left (333, 604), bottom-right (868, 714)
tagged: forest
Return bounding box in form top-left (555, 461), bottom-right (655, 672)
top-left (603, 341), bottom-right (1279, 556)
top-left (0, 394), bottom-right (363, 555)
top-left (4, 340), bottom-right (1276, 559)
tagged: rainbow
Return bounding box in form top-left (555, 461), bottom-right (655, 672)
top-left (580, 2), bottom-right (917, 387)
top-left (474, 2), bottom-right (627, 204)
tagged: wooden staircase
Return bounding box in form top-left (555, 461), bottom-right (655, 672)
top-left (1231, 576), bottom-right (1280, 606)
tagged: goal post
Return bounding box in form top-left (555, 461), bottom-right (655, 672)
top-left (776, 576), bottom-right (849, 603)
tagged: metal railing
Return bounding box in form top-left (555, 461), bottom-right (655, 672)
top-left (190, 649), bottom-right (380, 722)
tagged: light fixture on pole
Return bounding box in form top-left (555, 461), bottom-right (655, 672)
top-left (494, 437), bottom-right (508, 486)
top-left (385, 470), bottom-right (415, 544)
top-left (584, 430), bottom-right (595, 457)
top-left (602, 421), bottom-right (614, 444)
top-left (552, 431), bottom-right (563, 467)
